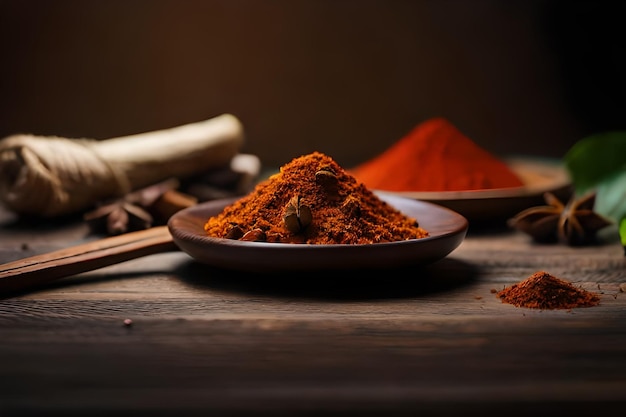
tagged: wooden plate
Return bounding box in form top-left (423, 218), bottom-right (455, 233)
top-left (374, 157), bottom-right (572, 226)
top-left (168, 193), bottom-right (468, 272)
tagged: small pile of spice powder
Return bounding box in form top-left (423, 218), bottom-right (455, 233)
top-left (203, 151), bottom-right (429, 244)
top-left (497, 271), bottom-right (600, 310)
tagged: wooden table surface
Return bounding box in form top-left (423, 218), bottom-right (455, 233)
top-left (0, 203), bottom-right (625, 416)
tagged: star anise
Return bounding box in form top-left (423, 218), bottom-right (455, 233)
top-left (508, 191), bottom-right (613, 246)
top-left (84, 200), bottom-right (154, 236)
top-left (84, 178), bottom-right (182, 235)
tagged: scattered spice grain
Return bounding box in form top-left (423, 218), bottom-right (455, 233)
top-left (350, 117), bottom-right (524, 192)
top-left (204, 152), bottom-right (429, 244)
top-left (497, 271), bottom-right (600, 310)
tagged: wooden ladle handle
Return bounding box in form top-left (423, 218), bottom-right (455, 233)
top-left (0, 226), bottom-right (178, 294)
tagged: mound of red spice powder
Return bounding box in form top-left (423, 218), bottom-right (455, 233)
top-left (497, 271), bottom-right (600, 310)
top-left (350, 117), bottom-right (524, 192)
top-left (204, 151), bottom-right (429, 244)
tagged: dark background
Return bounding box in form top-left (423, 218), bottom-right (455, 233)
top-left (0, 0), bottom-right (624, 168)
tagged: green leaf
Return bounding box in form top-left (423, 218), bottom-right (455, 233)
top-left (594, 170), bottom-right (626, 220)
top-left (563, 132), bottom-right (626, 253)
top-left (619, 217), bottom-right (626, 249)
top-left (563, 131), bottom-right (626, 195)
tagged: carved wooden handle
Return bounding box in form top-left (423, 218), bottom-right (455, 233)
top-left (0, 226), bottom-right (178, 295)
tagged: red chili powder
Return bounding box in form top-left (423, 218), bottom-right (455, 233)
top-left (497, 271), bottom-right (600, 310)
top-left (350, 117), bottom-right (524, 192)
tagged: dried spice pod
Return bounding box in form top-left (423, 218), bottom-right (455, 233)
top-left (558, 192), bottom-right (614, 245)
top-left (225, 224), bottom-right (245, 240)
top-left (508, 192), bottom-right (612, 245)
top-left (315, 166), bottom-right (340, 199)
top-left (84, 178), bottom-right (196, 235)
top-left (240, 228), bottom-right (267, 242)
top-left (283, 196), bottom-right (313, 234)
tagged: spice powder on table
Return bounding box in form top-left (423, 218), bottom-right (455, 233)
top-left (497, 271), bottom-right (600, 310)
top-left (203, 151), bottom-right (429, 244)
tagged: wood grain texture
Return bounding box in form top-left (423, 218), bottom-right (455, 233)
top-left (0, 208), bottom-right (625, 416)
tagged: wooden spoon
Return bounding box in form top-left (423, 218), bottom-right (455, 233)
top-left (0, 226), bottom-right (178, 294)
top-left (0, 187), bottom-right (197, 295)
